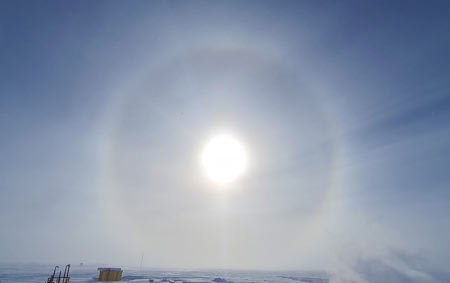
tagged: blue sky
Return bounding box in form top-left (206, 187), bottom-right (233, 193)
top-left (1, 1), bottom-right (450, 281)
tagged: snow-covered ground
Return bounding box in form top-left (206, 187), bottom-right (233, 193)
top-left (0, 264), bottom-right (328, 283)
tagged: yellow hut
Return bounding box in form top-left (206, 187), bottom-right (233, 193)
top-left (97, 267), bottom-right (123, 282)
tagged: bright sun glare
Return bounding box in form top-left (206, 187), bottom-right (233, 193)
top-left (202, 135), bottom-right (247, 185)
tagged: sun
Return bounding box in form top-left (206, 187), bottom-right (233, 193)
top-left (202, 135), bottom-right (247, 185)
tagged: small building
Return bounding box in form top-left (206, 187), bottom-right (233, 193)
top-left (97, 267), bottom-right (123, 282)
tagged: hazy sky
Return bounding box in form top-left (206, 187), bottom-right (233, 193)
top-left (1, 1), bottom-right (450, 281)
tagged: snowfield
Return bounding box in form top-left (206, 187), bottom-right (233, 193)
top-left (0, 265), bottom-right (328, 283)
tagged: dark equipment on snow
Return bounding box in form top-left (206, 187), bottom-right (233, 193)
top-left (46, 264), bottom-right (70, 283)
